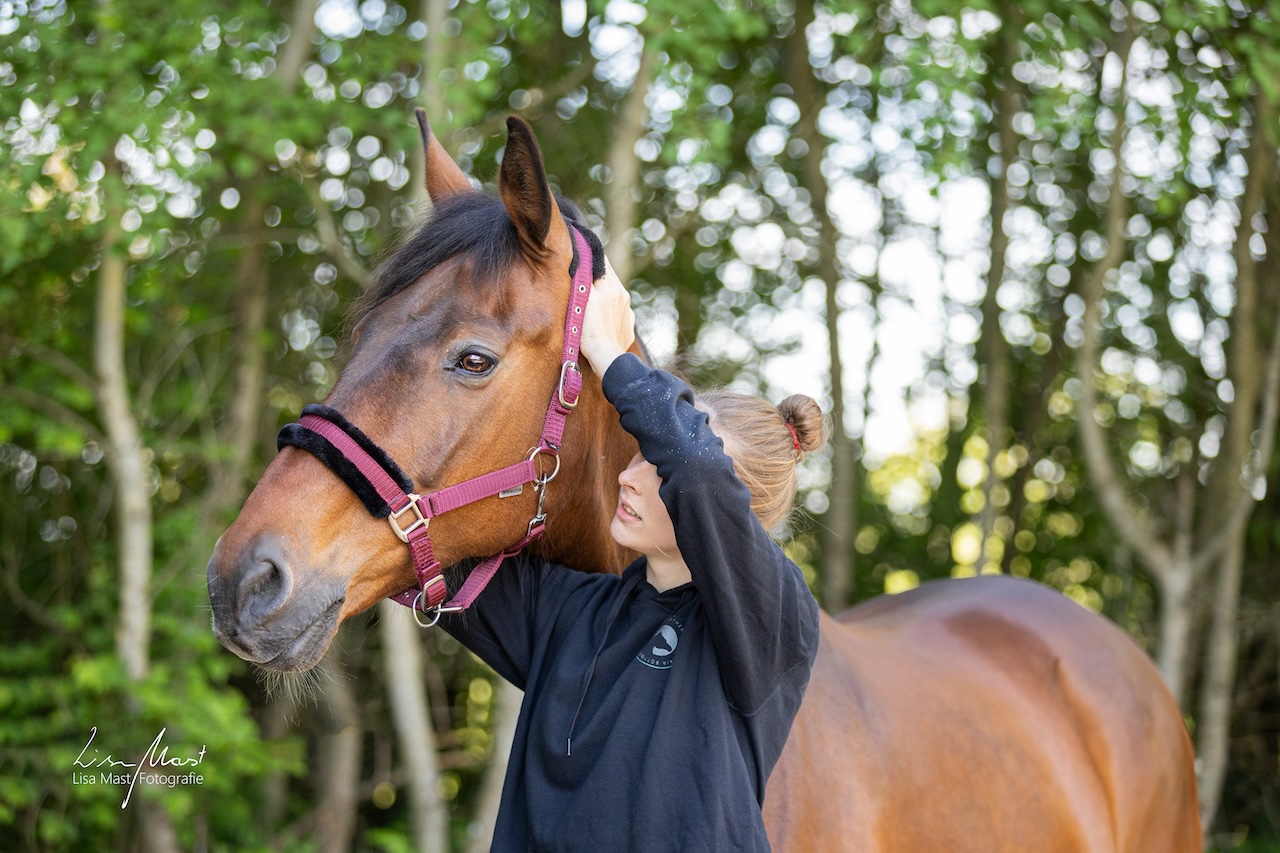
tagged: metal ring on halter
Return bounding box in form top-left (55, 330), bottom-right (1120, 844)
top-left (411, 591), bottom-right (444, 628)
top-left (410, 591), bottom-right (463, 628)
top-left (527, 445), bottom-right (562, 484)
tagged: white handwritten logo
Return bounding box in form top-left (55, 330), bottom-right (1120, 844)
top-left (72, 727), bottom-right (207, 808)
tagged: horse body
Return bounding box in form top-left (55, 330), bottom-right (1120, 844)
top-left (208, 113), bottom-right (1200, 850)
top-left (767, 580), bottom-right (1200, 850)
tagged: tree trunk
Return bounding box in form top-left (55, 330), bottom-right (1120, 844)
top-left (1197, 533), bottom-right (1244, 832)
top-left (1197, 154), bottom-right (1280, 831)
top-left (277, 0), bottom-right (318, 89)
top-left (379, 601), bottom-right (448, 853)
top-left (138, 802), bottom-right (180, 853)
top-left (201, 0), bottom-right (314, 521)
top-left (260, 691), bottom-right (298, 828)
top-left (603, 44), bottom-right (656, 283)
top-left (95, 179), bottom-right (180, 853)
top-left (413, 0), bottom-right (450, 220)
top-left (314, 652), bottom-right (362, 853)
top-left (1194, 103), bottom-right (1278, 832)
top-left (1195, 335), bottom-right (1280, 831)
top-left (1069, 17), bottom-right (1216, 708)
top-left (465, 679), bottom-right (522, 853)
top-left (978, 34), bottom-right (1018, 571)
top-left (423, 0), bottom-right (448, 122)
top-left (1069, 20), bottom-right (1202, 701)
top-left (94, 215), bottom-right (152, 684)
top-left (1155, 560), bottom-right (1195, 708)
top-left (785, 0), bottom-right (857, 610)
top-left (90, 9), bottom-right (176, 850)
top-left (202, 197), bottom-right (270, 521)
top-left (1001, 293), bottom-right (1069, 574)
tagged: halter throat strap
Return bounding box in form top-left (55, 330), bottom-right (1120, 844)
top-left (277, 223), bottom-right (600, 622)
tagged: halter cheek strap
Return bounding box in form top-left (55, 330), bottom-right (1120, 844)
top-left (277, 223), bottom-right (601, 625)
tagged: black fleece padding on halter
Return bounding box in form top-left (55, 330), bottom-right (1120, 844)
top-left (565, 219), bottom-right (606, 283)
top-left (276, 404), bottom-right (414, 519)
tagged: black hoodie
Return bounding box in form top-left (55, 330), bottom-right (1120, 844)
top-left (442, 353), bottom-right (820, 852)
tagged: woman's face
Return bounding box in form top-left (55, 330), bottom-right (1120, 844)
top-left (609, 452), bottom-right (679, 558)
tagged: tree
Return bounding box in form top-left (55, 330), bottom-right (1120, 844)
top-left (4, 0), bottom-right (1280, 847)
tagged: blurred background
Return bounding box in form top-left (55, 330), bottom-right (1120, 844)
top-left (2, 0), bottom-right (1278, 850)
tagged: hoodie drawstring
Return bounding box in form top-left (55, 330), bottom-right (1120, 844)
top-left (566, 569), bottom-right (642, 756)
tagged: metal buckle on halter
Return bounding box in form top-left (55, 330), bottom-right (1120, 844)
top-left (389, 494), bottom-right (430, 543)
top-left (558, 360), bottom-right (580, 409)
top-left (411, 577), bottom-right (461, 628)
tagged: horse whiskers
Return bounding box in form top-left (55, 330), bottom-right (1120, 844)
top-left (257, 663), bottom-right (329, 709)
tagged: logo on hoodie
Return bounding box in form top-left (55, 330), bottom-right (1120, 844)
top-left (636, 616), bottom-right (683, 670)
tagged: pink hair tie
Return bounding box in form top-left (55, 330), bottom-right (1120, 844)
top-left (785, 422), bottom-right (801, 455)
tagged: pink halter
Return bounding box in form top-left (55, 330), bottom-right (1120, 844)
top-left (278, 224), bottom-right (599, 626)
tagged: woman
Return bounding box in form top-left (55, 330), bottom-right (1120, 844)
top-left (442, 260), bottom-right (825, 852)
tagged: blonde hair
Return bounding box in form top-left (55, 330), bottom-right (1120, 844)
top-left (695, 391), bottom-right (829, 538)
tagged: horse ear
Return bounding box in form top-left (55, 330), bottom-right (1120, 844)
top-left (499, 115), bottom-right (569, 259)
top-left (415, 108), bottom-right (472, 202)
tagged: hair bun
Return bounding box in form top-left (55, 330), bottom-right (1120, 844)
top-left (778, 395), bottom-right (828, 454)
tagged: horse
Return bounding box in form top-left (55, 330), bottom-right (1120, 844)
top-left (207, 113), bottom-right (1202, 851)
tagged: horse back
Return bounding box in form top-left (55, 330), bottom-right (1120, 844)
top-left (763, 576), bottom-right (1200, 852)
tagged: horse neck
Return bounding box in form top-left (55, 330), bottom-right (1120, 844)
top-left (535, 361), bottom-right (639, 575)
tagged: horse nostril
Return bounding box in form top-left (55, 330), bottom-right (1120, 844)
top-left (238, 543), bottom-right (294, 626)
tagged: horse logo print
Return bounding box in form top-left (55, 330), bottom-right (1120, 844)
top-left (636, 617), bottom-right (683, 670)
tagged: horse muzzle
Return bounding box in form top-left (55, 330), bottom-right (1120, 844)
top-left (207, 533), bottom-right (344, 672)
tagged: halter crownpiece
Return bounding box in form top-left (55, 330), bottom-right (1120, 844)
top-left (277, 222), bottom-right (604, 626)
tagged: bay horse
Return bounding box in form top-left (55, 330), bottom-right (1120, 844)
top-left (208, 113), bottom-right (1201, 851)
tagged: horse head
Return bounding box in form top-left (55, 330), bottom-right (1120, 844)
top-left (208, 114), bottom-right (637, 672)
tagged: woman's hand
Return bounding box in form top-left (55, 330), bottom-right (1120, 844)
top-left (579, 256), bottom-right (636, 377)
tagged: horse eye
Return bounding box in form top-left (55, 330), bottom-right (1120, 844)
top-left (459, 353), bottom-right (494, 375)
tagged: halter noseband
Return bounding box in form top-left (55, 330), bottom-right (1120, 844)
top-left (277, 223), bottom-right (602, 626)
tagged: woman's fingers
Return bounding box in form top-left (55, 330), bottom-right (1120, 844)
top-left (598, 258), bottom-right (635, 345)
top-left (602, 257), bottom-right (636, 350)
top-left (580, 256), bottom-right (636, 374)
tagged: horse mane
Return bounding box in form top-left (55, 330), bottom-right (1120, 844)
top-left (350, 192), bottom-right (588, 326)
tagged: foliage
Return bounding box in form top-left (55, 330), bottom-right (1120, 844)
top-left (2, 0), bottom-right (1279, 848)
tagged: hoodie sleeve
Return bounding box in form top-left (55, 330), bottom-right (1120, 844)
top-left (440, 557), bottom-right (599, 689)
top-left (602, 353), bottom-right (820, 715)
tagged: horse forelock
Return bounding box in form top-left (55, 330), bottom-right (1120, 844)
top-left (350, 192), bottom-right (587, 329)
